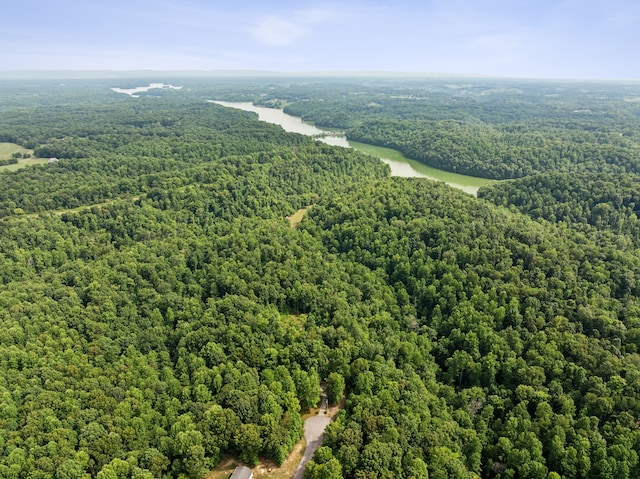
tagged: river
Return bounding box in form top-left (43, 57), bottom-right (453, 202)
top-left (211, 100), bottom-right (492, 196)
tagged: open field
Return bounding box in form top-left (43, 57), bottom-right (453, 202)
top-left (0, 142), bottom-right (47, 171)
top-left (0, 142), bottom-right (31, 159)
top-left (0, 157), bottom-right (49, 172)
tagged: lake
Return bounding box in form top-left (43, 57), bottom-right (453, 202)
top-left (112, 83), bottom-right (182, 97)
top-left (211, 101), bottom-right (491, 195)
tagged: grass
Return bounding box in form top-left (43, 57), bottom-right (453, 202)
top-left (53, 196), bottom-right (141, 216)
top-left (205, 458), bottom-right (236, 479)
top-left (0, 157), bottom-right (49, 172)
top-left (0, 142), bottom-right (47, 171)
top-left (286, 206), bottom-right (313, 229)
top-left (205, 439), bottom-right (306, 479)
top-left (0, 142), bottom-right (26, 158)
top-left (18, 195), bottom-right (143, 221)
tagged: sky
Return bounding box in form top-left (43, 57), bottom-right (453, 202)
top-left (2, 0), bottom-right (639, 80)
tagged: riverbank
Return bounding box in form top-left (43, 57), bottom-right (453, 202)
top-left (211, 100), bottom-right (492, 195)
top-left (348, 140), bottom-right (491, 195)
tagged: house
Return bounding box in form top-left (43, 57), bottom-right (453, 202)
top-left (230, 465), bottom-right (253, 479)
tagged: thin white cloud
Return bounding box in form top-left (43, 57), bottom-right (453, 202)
top-left (250, 6), bottom-right (338, 47)
top-left (467, 32), bottom-right (527, 54)
top-left (252, 15), bottom-right (308, 46)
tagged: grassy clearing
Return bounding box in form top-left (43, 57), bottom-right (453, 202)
top-left (205, 458), bottom-right (236, 479)
top-left (286, 206), bottom-right (312, 229)
top-left (0, 142), bottom-right (46, 172)
top-left (0, 157), bottom-right (48, 172)
top-left (205, 439), bottom-right (306, 479)
top-left (0, 142), bottom-right (28, 159)
top-left (253, 438), bottom-right (306, 479)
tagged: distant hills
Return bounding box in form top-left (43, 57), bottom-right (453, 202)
top-left (0, 70), bottom-right (501, 80)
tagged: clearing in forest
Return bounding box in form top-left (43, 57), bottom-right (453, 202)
top-left (286, 206), bottom-right (312, 229)
top-left (0, 142), bottom-right (47, 171)
top-left (205, 439), bottom-right (305, 479)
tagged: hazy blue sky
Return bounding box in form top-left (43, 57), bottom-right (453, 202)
top-left (2, 0), bottom-right (639, 79)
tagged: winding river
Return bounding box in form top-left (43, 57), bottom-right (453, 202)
top-left (212, 100), bottom-right (492, 196)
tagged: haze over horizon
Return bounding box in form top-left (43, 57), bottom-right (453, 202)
top-left (2, 0), bottom-right (640, 81)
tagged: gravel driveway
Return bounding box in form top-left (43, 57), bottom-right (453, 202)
top-left (292, 392), bottom-right (332, 479)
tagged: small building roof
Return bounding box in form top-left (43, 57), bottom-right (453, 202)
top-left (230, 465), bottom-right (253, 479)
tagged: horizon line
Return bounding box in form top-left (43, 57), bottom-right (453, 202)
top-left (0, 69), bottom-right (639, 83)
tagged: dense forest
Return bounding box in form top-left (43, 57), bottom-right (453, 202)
top-left (478, 172), bottom-right (640, 244)
top-left (273, 80), bottom-right (640, 179)
top-left (1, 77), bottom-right (640, 479)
